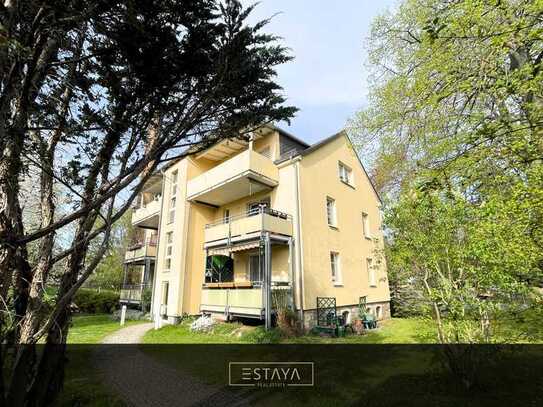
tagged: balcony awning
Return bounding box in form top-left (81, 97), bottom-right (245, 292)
top-left (208, 241), bottom-right (260, 256)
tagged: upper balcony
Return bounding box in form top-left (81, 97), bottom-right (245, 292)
top-left (132, 173), bottom-right (162, 228)
top-left (124, 235), bottom-right (158, 263)
top-left (187, 149), bottom-right (278, 207)
top-left (132, 197), bottom-right (161, 228)
top-left (204, 207), bottom-right (293, 245)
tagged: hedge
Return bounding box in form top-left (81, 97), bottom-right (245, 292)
top-left (73, 288), bottom-right (120, 314)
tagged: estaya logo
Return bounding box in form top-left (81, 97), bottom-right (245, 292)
top-left (229, 362), bottom-right (314, 387)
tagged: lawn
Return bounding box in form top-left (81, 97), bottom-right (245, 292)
top-left (67, 313), bottom-right (144, 344)
top-left (56, 313), bottom-right (146, 407)
top-left (142, 317), bottom-right (438, 344)
top-left (141, 317), bottom-right (543, 406)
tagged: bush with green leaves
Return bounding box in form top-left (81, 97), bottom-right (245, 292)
top-left (73, 289), bottom-right (120, 314)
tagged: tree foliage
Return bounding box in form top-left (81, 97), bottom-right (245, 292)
top-left (352, 0), bottom-right (543, 347)
top-left (0, 1), bottom-right (295, 405)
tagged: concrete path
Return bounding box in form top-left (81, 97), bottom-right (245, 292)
top-left (95, 322), bottom-right (254, 407)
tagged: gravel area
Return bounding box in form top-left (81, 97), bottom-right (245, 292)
top-left (95, 322), bottom-right (254, 406)
top-left (101, 322), bottom-right (154, 344)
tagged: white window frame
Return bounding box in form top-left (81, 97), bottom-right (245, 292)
top-left (330, 251), bottom-right (342, 286)
top-left (326, 196), bottom-right (337, 227)
top-left (362, 212), bottom-right (371, 239)
top-left (367, 258), bottom-right (376, 287)
top-left (168, 196), bottom-right (176, 224)
top-left (170, 170), bottom-right (178, 194)
top-left (164, 232), bottom-right (173, 272)
top-left (338, 161), bottom-right (353, 186)
top-left (160, 281), bottom-right (169, 316)
top-left (168, 170), bottom-right (178, 224)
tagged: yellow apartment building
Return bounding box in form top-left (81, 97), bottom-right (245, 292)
top-left (121, 125), bottom-right (390, 328)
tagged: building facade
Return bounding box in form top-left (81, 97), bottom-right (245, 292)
top-left (124, 125), bottom-right (390, 328)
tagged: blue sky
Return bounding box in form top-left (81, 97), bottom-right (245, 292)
top-left (245, 0), bottom-right (399, 144)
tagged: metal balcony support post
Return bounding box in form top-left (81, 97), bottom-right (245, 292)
top-left (288, 237), bottom-right (295, 309)
top-left (121, 263), bottom-right (128, 291)
top-left (264, 231), bottom-right (272, 330)
top-left (144, 257), bottom-right (151, 284)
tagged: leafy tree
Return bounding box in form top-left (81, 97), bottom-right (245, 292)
top-left (0, 1), bottom-right (295, 405)
top-left (351, 0), bottom-right (543, 357)
top-left (85, 211), bottom-right (133, 290)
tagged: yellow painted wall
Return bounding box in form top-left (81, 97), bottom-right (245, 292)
top-left (298, 134), bottom-right (390, 309)
top-left (150, 130), bottom-right (389, 320)
top-left (253, 130), bottom-right (280, 160)
top-left (153, 159), bottom-right (189, 318)
top-left (182, 202), bottom-right (215, 314)
top-left (232, 246), bottom-right (290, 282)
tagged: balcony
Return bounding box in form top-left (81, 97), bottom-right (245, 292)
top-left (204, 208), bottom-right (293, 244)
top-left (200, 287), bottom-right (263, 317)
top-left (187, 149), bottom-right (278, 206)
top-left (120, 283), bottom-right (151, 305)
top-left (132, 197), bottom-right (161, 228)
top-left (124, 237), bottom-right (158, 262)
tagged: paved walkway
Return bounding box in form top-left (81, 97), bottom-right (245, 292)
top-left (101, 322), bottom-right (154, 344)
top-left (95, 322), bottom-right (254, 407)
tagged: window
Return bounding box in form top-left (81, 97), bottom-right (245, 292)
top-left (338, 162), bottom-right (353, 185)
top-left (205, 255), bottom-right (234, 283)
top-left (160, 281), bottom-right (169, 316)
top-left (164, 232), bottom-right (173, 272)
top-left (168, 196), bottom-right (176, 224)
top-left (376, 306), bottom-right (382, 319)
top-left (326, 197), bottom-right (337, 227)
top-left (168, 170), bottom-right (178, 224)
top-left (248, 254), bottom-right (261, 283)
top-left (367, 258), bottom-right (376, 287)
top-left (171, 170), bottom-right (178, 194)
top-left (362, 212), bottom-right (371, 239)
top-left (223, 209), bottom-right (230, 224)
top-left (330, 252), bottom-right (342, 285)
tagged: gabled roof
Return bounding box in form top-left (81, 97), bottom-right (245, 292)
top-left (275, 129), bottom-right (383, 204)
top-left (268, 124), bottom-right (310, 148)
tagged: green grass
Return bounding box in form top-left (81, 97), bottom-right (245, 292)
top-left (55, 314), bottom-right (146, 406)
top-left (142, 317), bottom-right (438, 344)
top-left (67, 313), bottom-right (144, 344)
top-left (287, 318), bottom-right (437, 344)
top-left (141, 317), bottom-right (543, 406)
top-left (143, 318), bottom-right (262, 344)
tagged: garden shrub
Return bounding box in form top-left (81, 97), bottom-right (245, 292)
top-left (73, 288), bottom-right (119, 314)
top-left (243, 326), bottom-right (282, 344)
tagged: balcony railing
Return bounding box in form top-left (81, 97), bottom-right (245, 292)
top-left (120, 283), bottom-right (151, 304)
top-left (124, 237), bottom-right (158, 261)
top-left (132, 196), bottom-right (161, 227)
top-left (200, 284), bottom-right (292, 318)
top-left (204, 207), bottom-right (293, 243)
top-left (186, 149), bottom-right (279, 206)
top-left (200, 287), bottom-right (263, 317)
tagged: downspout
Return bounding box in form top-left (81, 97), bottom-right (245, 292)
top-left (151, 168), bottom-right (166, 321)
top-left (293, 157), bottom-right (305, 326)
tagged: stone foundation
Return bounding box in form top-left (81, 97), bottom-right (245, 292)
top-left (302, 301), bottom-right (391, 330)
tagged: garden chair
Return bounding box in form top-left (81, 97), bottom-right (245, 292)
top-left (363, 314), bottom-right (378, 329)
